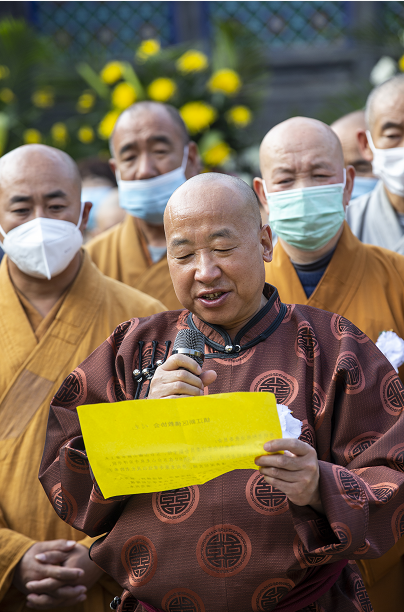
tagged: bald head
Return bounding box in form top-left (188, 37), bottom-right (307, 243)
top-left (366, 74), bottom-right (404, 131)
top-left (0, 144), bottom-right (81, 198)
top-left (331, 111), bottom-right (373, 176)
top-left (165, 173), bottom-right (262, 236)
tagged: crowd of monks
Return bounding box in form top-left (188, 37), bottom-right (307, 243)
top-left (2, 73), bottom-right (404, 612)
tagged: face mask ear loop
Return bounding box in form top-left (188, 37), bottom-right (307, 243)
top-left (182, 145), bottom-right (189, 170)
top-left (76, 200), bottom-right (85, 229)
top-left (0, 224), bottom-right (6, 240)
top-left (366, 130), bottom-right (376, 153)
top-left (342, 168), bottom-right (346, 188)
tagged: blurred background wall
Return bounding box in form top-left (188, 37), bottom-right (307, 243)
top-left (0, 1), bottom-right (403, 177)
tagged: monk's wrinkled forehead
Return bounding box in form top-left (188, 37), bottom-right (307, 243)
top-left (165, 173), bottom-right (261, 244)
top-left (260, 116), bottom-right (344, 173)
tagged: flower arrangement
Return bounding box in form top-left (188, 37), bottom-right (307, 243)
top-left (0, 18), bottom-right (268, 175)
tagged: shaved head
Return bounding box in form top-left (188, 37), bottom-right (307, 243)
top-left (331, 110), bottom-right (366, 135)
top-left (165, 173), bottom-right (261, 233)
top-left (366, 74), bottom-right (404, 130)
top-left (0, 144), bottom-right (81, 198)
top-left (331, 111), bottom-right (373, 176)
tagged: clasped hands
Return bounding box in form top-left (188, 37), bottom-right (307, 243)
top-left (12, 539), bottom-right (103, 609)
top-left (149, 354), bottom-right (322, 511)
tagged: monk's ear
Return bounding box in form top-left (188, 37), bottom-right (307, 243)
top-left (80, 202), bottom-right (92, 233)
top-left (357, 130), bottom-right (373, 162)
top-left (253, 177), bottom-right (269, 214)
top-left (344, 166), bottom-right (355, 209)
top-left (261, 224), bottom-right (273, 263)
top-left (109, 157), bottom-right (118, 176)
top-left (185, 142), bottom-right (201, 178)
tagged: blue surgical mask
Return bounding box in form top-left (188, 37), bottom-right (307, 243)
top-left (350, 176), bottom-right (378, 200)
top-left (117, 147), bottom-right (189, 225)
top-left (81, 186), bottom-right (113, 230)
top-left (264, 173), bottom-right (346, 251)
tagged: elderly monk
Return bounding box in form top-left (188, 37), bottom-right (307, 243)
top-left (254, 118), bottom-right (404, 612)
top-left (331, 110), bottom-right (377, 200)
top-left (86, 101), bottom-right (200, 309)
top-left (0, 145), bottom-right (165, 612)
top-left (347, 74), bottom-right (404, 253)
top-left (40, 172), bottom-right (404, 612)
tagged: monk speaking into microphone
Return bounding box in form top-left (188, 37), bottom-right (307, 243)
top-left (40, 173), bottom-right (404, 612)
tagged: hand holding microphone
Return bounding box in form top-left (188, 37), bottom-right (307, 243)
top-left (148, 330), bottom-right (217, 399)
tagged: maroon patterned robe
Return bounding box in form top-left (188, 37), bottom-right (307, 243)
top-left (39, 285), bottom-right (404, 612)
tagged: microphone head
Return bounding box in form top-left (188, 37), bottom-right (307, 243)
top-left (172, 329), bottom-right (205, 367)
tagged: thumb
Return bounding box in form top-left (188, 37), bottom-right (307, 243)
top-left (200, 369), bottom-right (217, 388)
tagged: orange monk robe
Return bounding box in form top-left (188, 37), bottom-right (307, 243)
top-left (0, 251), bottom-right (165, 612)
top-left (86, 214), bottom-right (182, 310)
top-left (265, 220), bottom-right (404, 612)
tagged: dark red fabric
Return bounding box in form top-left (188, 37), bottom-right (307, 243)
top-left (40, 286), bottom-right (403, 611)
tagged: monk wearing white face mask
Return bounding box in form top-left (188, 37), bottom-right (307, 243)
top-left (86, 101), bottom-right (201, 310)
top-left (0, 144), bottom-right (165, 612)
top-left (347, 74), bottom-right (404, 253)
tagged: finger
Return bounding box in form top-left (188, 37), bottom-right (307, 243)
top-left (26, 590), bottom-right (86, 610)
top-left (200, 370), bottom-right (217, 387)
top-left (36, 539), bottom-right (77, 554)
top-left (255, 452), bottom-right (302, 471)
top-left (25, 578), bottom-right (64, 593)
top-left (163, 380), bottom-right (205, 397)
top-left (259, 466), bottom-right (305, 483)
top-left (26, 565), bottom-right (84, 585)
top-left (161, 354), bottom-right (202, 375)
top-left (263, 438), bottom-right (314, 456)
top-left (34, 551), bottom-right (70, 564)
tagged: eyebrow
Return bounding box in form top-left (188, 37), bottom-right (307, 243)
top-left (118, 134), bottom-right (173, 157)
top-left (273, 162), bottom-right (335, 174)
top-left (170, 228), bottom-right (235, 248)
top-left (45, 189), bottom-right (67, 198)
top-left (10, 190), bottom-right (67, 204)
top-left (381, 121), bottom-right (403, 131)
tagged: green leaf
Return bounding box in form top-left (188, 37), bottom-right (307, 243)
top-left (198, 129), bottom-right (224, 155)
top-left (121, 62), bottom-right (146, 100)
top-left (76, 62), bottom-right (110, 99)
top-left (0, 111), bottom-right (9, 155)
top-left (212, 24), bottom-right (237, 72)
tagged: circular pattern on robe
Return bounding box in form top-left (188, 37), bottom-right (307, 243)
top-left (387, 444), bottom-right (404, 472)
top-left (53, 367), bottom-right (87, 408)
top-left (332, 466), bottom-right (365, 510)
top-left (245, 472), bottom-right (288, 516)
top-left (369, 482), bottom-right (398, 505)
top-left (65, 448), bottom-right (89, 474)
top-left (106, 376), bottom-right (127, 402)
top-left (274, 300), bottom-right (295, 324)
top-left (107, 319), bottom-right (138, 355)
top-left (312, 382), bottom-right (327, 430)
top-left (353, 540), bottom-right (370, 556)
top-left (391, 504), bottom-right (404, 543)
top-left (352, 574), bottom-right (373, 612)
top-left (295, 321), bottom-right (320, 365)
top-left (321, 522), bottom-right (352, 553)
top-left (161, 588), bottom-right (205, 612)
top-left (119, 591), bottom-right (138, 612)
top-left (299, 421), bottom-right (316, 448)
top-left (293, 534), bottom-right (332, 569)
top-left (49, 483), bottom-right (77, 524)
top-left (380, 371), bottom-right (404, 416)
top-left (330, 314), bottom-right (368, 343)
top-left (90, 481), bottom-right (115, 505)
top-left (251, 577), bottom-right (294, 612)
top-left (250, 370), bottom-right (298, 405)
top-left (343, 432), bottom-right (382, 462)
top-left (332, 352), bottom-right (365, 395)
top-left (206, 344), bottom-right (256, 366)
top-left (121, 535), bottom-right (157, 586)
top-left (196, 524), bottom-right (251, 577)
top-left (152, 486), bottom-right (199, 524)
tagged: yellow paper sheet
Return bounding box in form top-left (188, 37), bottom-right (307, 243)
top-left (77, 391), bottom-right (281, 498)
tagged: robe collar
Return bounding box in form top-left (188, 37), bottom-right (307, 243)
top-left (187, 283), bottom-right (287, 358)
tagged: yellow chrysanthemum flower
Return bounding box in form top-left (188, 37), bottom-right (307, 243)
top-left (0, 88), bottom-right (14, 104)
top-left (202, 142), bottom-right (231, 166)
top-left (100, 61), bottom-right (124, 84)
top-left (77, 91), bottom-right (96, 113)
top-left (111, 82), bottom-right (137, 110)
top-left (23, 129), bottom-right (41, 144)
top-left (208, 69), bottom-right (241, 96)
top-left (179, 101), bottom-right (217, 134)
top-left (137, 39), bottom-right (161, 61)
top-left (98, 110), bottom-right (120, 140)
top-left (176, 50), bottom-right (208, 73)
top-left (226, 105), bottom-right (252, 128)
top-left (147, 78), bottom-right (177, 102)
top-left (32, 88), bottom-right (54, 108)
top-left (0, 65), bottom-right (10, 79)
top-left (78, 126), bottom-right (95, 143)
top-left (51, 122), bottom-right (68, 145)
top-left (399, 54), bottom-right (404, 72)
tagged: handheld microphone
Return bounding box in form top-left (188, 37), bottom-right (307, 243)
top-left (172, 329), bottom-right (205, 368)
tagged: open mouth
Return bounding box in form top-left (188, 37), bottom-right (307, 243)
top-left (201, 291), bottom-right (225, 301)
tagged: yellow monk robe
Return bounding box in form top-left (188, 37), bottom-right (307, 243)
top-left (0, 251), bottom-right (165, 612)
top-left (86, 214), bottom-right (182, 310)
top-left (265, 220), bottom-right (404, 612)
